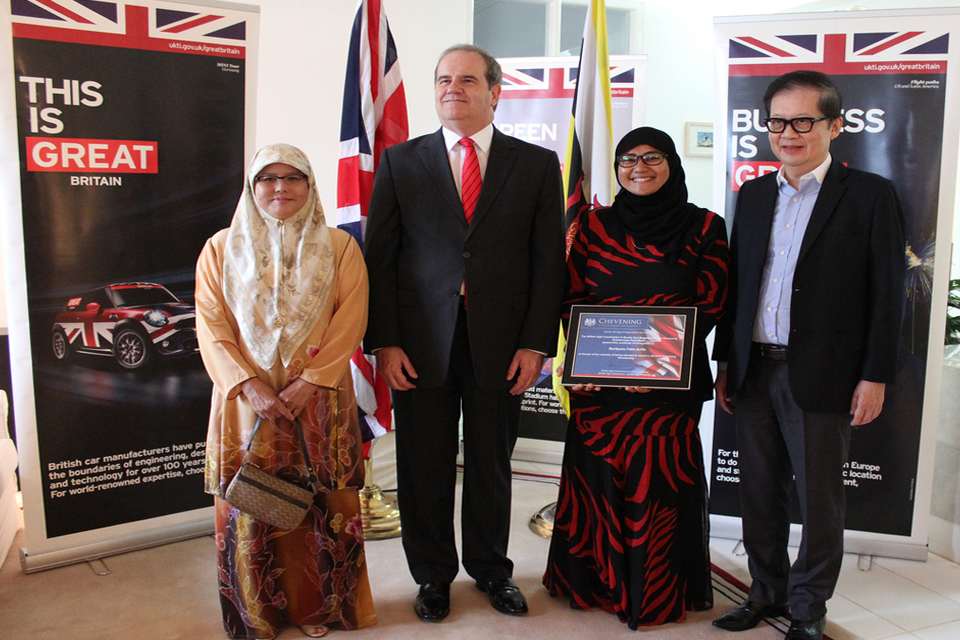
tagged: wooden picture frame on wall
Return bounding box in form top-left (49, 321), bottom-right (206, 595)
top-left (685, 122), bottom-right (714, 157)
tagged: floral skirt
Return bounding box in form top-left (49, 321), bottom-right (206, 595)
top-left (215, 490), bottom-right (376, 639)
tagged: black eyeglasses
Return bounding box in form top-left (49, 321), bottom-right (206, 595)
top-left (617, 152), bottom-right (667, 168)
top-left (255, 174), bottom-right (308, 185)
top-left (763, 116), bottom-right (831, 133)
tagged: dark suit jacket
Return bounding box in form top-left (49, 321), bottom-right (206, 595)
top-left (714, 160), bottom-right (906, 413)
top-left (364, 128), bottom-right (565, 390)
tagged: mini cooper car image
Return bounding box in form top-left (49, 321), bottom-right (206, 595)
top-left (52, 282), bottom-right (199, 370)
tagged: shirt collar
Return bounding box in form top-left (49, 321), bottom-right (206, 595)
top-left (776, 153), bottom-right (833, 188)
top-left (442, 123), bottom-right (494, 154)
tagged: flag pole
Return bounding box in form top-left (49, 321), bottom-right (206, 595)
top-left (336, 0), bottom-right (408, 540)
top-left (359, 439), bottom-right (401, 539)
top-left (531, 0), bottom-right (614, 539)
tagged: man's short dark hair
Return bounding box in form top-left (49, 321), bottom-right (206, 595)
top-left (763, 70), bottom-right (842, 120)
top-left (435, 44), bottom-right (503, 88)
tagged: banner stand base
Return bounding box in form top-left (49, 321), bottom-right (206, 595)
top-left (19, 513), bottom-right (213, 574)
top-left (512, 437), bottom-right (563, 465)
top-left (710, 514), bottom-right (930, 562)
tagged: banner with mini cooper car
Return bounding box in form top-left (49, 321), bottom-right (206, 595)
top-left (1, 0), bottom-right (258, 571)
top-left (709, 9), bottom-right (959, 561)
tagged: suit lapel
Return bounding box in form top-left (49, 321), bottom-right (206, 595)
top-left (798, 161), bottom-right (847, 264)
top-left (742, 175), bottom-right (778, 280)
top-left (467, 129), bottom-right (517, 234)
top-left (419, 129), bottom-right (465, 220)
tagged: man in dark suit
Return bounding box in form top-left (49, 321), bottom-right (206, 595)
top-left (712, 71), bottom-right (905, 640)
top-left (364, 44), bottom-right (565, 622)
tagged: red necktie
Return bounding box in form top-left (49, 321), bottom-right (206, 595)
top-left (459, 137), bottom-right (481, 225)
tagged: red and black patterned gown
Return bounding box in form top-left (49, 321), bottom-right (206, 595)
top-left (543, 205), bottom-right (729, 628)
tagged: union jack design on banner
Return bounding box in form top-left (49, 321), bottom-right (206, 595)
top-left (500, 64), bottom-right (636, 101)
top-left (501, 67), bottom-right (568, 99)
top-left (11, 0), bottom-right (127, 35)
top-left (847, 31), bottom-right (950, 62)
top-left (728, 34), bottom-right (825, 65)
top-left (336, 0), bottom-right (407, 445)
top-left (729, 31), bottom-right (948, 76)
top-left (11, 0), bottom-right (248, 54)
top-left (150, 8), bottom-right (246, 44)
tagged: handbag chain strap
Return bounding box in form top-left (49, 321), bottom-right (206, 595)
top-left (247, 416), bottom-right (319, 493)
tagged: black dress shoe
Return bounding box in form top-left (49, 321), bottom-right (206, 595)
top-left (475, 577), bottom-right (528, 615)
top-left (414, 582), bottom-right (450, 621)
top-left (785, 616), bottom-right (825, 640)
top-left (713, 600), bottom-right (790, 631)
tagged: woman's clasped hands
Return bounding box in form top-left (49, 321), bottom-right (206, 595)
top-left (240, 377), bottom-right (319, 421)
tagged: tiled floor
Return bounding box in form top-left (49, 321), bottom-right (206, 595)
top-left (710, 536), bottom-right (960, 640)
top-left (511, 452), bottom-right (960, 640)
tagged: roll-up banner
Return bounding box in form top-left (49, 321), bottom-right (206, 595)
top-left (710, 9), bottom-right (959, 560)
top-left (493, 55), bottom-right (646, 463)
top-left (1, 0), bottom-right (258, 572)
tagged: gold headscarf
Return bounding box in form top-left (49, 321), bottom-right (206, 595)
top-left (222, 144), bottom-right (335, 370)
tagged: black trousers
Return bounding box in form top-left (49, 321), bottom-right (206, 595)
top-left (392, 304), bottom-right (521, 584)
top-left (735, 354), bottom-right (852, 621)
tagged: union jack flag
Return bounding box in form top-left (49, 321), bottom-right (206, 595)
top-left (729, 31), bottom-right (948, 76)
top-left (11, 0), bottom-right (248, 54)
top-left (336, 0), bottom-right (407, 446)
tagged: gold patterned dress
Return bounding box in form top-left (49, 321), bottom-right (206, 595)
top-left (197, 226), bottom-right (375, 639)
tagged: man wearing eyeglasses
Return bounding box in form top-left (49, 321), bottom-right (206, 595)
top-left (712, 71), bottom-right (906, 640)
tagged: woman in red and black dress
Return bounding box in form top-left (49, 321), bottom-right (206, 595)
top-left (543, 127), bottom-right (729, 628)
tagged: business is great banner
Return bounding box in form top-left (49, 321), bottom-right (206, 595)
top-left (710, 10), bottom-right (959, 559)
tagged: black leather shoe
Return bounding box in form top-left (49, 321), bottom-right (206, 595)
top-left (785, 616), bottom-right (825, 640)
top-left (476, 577), bottom-right (528, 615)
top-left (713, 600), bottom-right (790, 631)
top-left (414, 582), bottom-right (450, 621)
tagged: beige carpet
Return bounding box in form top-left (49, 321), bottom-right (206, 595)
top-left (1, 437), bottom-right (792, 639)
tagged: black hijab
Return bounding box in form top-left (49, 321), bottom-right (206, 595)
top-left (612, 126), bottom-right (704, 252)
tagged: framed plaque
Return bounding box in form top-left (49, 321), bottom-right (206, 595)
top-left (562, 305), bottom-right (697, 389)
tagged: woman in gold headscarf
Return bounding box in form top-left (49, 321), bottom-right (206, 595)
top-left (196, 143), bottom-right (375, 639)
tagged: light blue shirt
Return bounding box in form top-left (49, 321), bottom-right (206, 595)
top-left (753, 155), bottom-right (833, 345)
